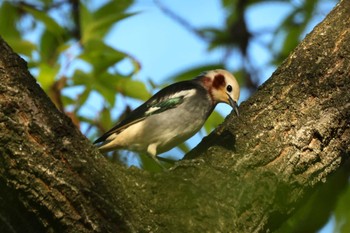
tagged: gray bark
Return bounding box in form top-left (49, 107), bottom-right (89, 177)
top-left (0, 0), bottom-right (350, 232)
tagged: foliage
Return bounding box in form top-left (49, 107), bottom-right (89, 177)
top-left (334, 182), bottom-right (350, 233)
top-left (0, 0), bottom-right (172, 167)
top-left (0, 0), bottom-right (151, 161)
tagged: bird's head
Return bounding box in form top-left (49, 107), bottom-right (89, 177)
top-left (198, 69), bottom-right (240, 116)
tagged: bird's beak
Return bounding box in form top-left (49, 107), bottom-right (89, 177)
top-left (228, 94), bottom-right (239, 116)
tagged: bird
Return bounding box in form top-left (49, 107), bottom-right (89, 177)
top-left (94, 69), bottom-right (240, 166)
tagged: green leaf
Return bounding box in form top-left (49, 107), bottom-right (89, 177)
top-left (79, 40), bottom-right (126, 73)
top-left (116, 79), bottom-right (151, 101)
top-left (233, 68), bottom-right (246, 86)
top-left (97, 106), bottom-right (114, 131)
top-left (90, 13), bottom-right (135, 43)
top-left (96, 85), bottom-right (116, 107)
top-left (19, 4), bottom-right (68, 62)
top-left (0, 2), bottom-right (37, 57)
top-left (74, 87), bottom-right (92, 112)
top-left (281, 26), bottom-right (302, 57)
top-left (61, 95), bottom-right (75, 106)
top-left (79, 3), bottom-right (93, 43)
top-left (5, 39), bottom-right (36, 57)
top-left (80, 1), bottom-right (136, 44)
top-left (203, 110), bottom-right (224, 134)
top-left (73, 71), bottom-right (118, 106)
top-left (94, 73), bottom-right (118, 106)
top-left (21, 4), bottom-right (65, 37)
top-left (94, 0), bottom-right (133, 19)
top-left (37, 63), bottom-right (60, 91)
top-left (88, 72), bottom-right (151, 105)
top-left (72, 69), bottom-right (92, 87)
top-left (334, 185), bottom-right (350, 233)
top-left (0, 2), bottom-right (20, 39)
top-left (40, 30), bottom-right (61, 63)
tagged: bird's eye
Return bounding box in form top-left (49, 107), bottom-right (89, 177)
top-left (226, 85), bottom-right (232, 92)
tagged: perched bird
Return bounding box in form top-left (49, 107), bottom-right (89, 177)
top-left (94, 69), bottom-right (240, 165)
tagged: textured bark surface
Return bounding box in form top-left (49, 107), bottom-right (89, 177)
top-left (0, 1), bottom-right (349, 232)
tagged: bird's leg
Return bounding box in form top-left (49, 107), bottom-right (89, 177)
top-left (147, 143), bottom-right (167, 170)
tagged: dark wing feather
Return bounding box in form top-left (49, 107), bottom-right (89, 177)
top-left (94, 80), bottom-right (203, 144)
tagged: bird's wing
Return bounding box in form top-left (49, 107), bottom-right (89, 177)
top-left (94, 81), bottom-right (201, 144)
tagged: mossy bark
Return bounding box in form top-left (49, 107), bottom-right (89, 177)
top-left (0, 0), bottom-right (350, 232)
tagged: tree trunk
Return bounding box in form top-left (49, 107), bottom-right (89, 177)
top-left (0, 0), bottom-right (349, 232)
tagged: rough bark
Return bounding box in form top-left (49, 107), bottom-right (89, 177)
top-left (0, 0), bottom-right (349, 232)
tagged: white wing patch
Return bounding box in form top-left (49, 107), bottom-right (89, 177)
top-left (168, 89), bottom-right (196, 99)
top-left (145, 106), bottom-right (161, 115)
